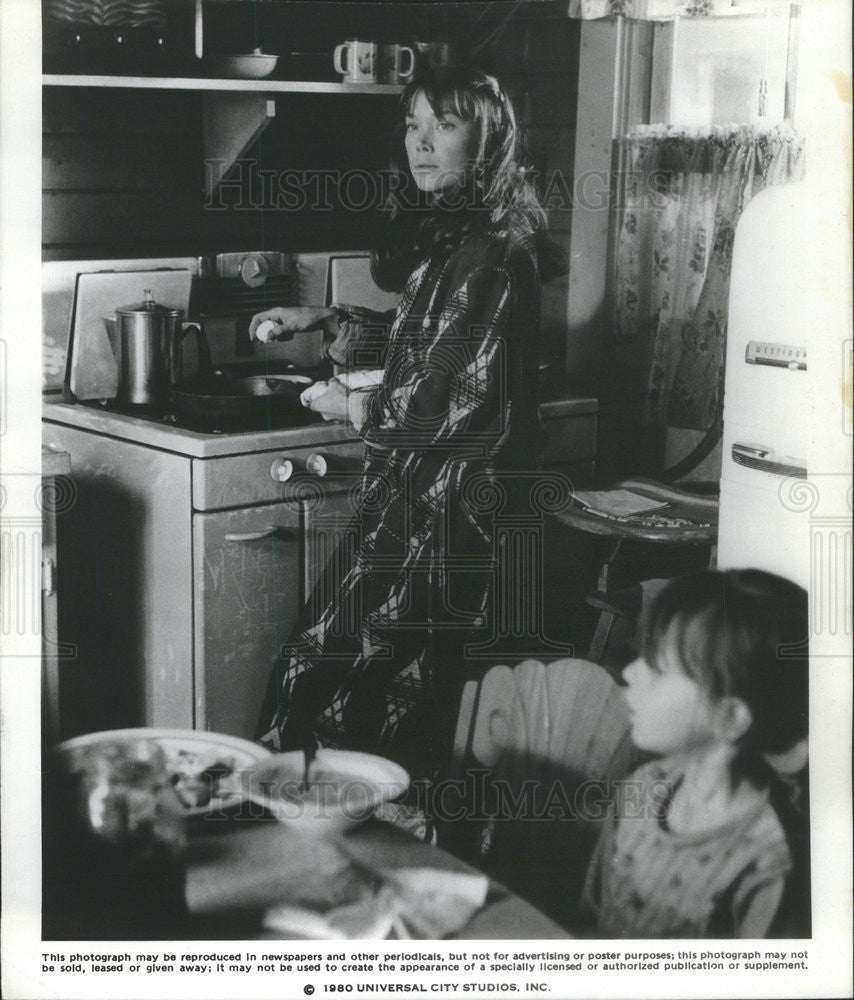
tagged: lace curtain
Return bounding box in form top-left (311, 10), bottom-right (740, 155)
top-left (611, 124), bottom-right (804, 431)
top-left (567, 0), bottom-right (798, 20)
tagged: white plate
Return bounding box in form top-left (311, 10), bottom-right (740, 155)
top-left (248, 749), bottom-right (410, 832)
top-left (57, 728), bottom-right (272, 816)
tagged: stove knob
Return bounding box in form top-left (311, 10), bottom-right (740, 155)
top-left (240, 253), bottom-right (269, 288)
top-left (306, 453), bottom-right (328, 477)
top-left (270, 457), bottom-right (295, 483)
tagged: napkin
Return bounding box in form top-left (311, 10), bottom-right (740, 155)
top-left (262, 863), bottom-right (489, 940)
top-left (573, 489), bottom-right (670, 518)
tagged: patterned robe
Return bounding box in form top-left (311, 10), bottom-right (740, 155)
top-left (256, 229), bottom-right (545, 781)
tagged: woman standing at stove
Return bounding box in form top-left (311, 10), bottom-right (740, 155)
top-left (251, 67), bottom-right (562, 787)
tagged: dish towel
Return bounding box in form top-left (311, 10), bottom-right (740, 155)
top-left (300, 370), bottom-right (384, 430)
top-left (262, 864), bottom-right (489, 939)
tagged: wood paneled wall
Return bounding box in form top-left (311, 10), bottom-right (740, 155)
top-left (43, 88), bottom-right (205, 259)
top-left (487, 18), bottom-right (579, 377)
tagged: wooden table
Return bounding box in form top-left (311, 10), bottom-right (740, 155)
top-left (551, 478), bottom-right (718, 592)
top-left (183, 814), bottom-right (571, 940)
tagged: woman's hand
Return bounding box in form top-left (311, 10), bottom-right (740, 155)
top-left (249, 306), bottom-right (338, 343)
top-left (301, 378), bottom-right (350, 421)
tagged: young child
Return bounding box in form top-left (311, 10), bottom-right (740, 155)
top-left (579, 569), bottom-right (809, 938)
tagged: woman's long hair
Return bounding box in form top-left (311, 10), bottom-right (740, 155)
top-left (371, 67), bottom-right (551, 291)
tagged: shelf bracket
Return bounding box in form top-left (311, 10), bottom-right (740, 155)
top-left (202, 92), bottom-right (276, 198)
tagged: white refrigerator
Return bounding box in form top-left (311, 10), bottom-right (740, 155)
top-left (717, 181), bottom-right (812, 589)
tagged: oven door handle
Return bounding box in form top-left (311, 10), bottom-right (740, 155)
top-left (224, 526), bottom-right (298, 543)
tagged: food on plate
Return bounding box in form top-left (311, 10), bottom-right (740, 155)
top-left (73, 740), bottom-right (186, 854)
top-left (58, 729), bottom-right (271, 815)
top-left (169, 751), bottom-right (237, 809)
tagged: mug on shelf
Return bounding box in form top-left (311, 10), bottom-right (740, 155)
top-left (380, 43), bottom-right (415, 84)
top-left (411, 41), bottom-right (454, 73)
top-left (333, 39), bottom-right (377, 84)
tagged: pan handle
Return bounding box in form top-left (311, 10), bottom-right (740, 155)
top-left (224, 526), bottom-right (298, 542)
top-left (179, 322), bottom-right (214, 377)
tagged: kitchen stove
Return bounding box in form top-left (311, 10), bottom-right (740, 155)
top-left (42, 252), bottom-right (389, 742)
top-left (44, 392), bottom-right (356, 458)
top-left (44, 387), bottom-right (366, 742)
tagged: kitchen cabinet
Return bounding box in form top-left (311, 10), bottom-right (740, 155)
top-left (45, 424), bottom-right (195, 738)
top-left (43, 417), bottom-right (364, 741)
top-left (193, 489), bottom-right (357, 738)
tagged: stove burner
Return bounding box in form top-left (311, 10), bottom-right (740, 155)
top-left (76, 360), bottom-right (330, 435)
top-left (80, 398), bottom-right (322, 435)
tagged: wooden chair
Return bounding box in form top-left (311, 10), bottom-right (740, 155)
top-left (585, 577), bottom-right (673, 669)
top-left (440, 657), bottom-right (642, 926)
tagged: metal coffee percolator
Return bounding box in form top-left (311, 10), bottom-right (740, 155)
top-left (107, 289), bottom-right (210, 406)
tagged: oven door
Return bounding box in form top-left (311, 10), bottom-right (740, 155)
top-left (192, 490), bottom-right (357, 739)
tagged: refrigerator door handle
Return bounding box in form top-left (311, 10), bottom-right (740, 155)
top-left (731, 442), bottom-right (807, 479)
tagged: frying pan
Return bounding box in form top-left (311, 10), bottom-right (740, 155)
top-left (170, 362), bottom-right (325, 425)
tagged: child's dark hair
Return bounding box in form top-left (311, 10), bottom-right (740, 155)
top-left (642, 569), bottom-right (809, 777)
top-left (371, 66), bottom-right (552, 291)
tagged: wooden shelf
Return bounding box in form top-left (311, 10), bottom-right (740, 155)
top-left (43, 74), bottom-right (403, 95)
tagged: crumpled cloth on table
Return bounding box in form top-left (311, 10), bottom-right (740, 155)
top-left (185, 827), bottom-right (488, 939)
top-left (262, 863), bottom-right (489, 940)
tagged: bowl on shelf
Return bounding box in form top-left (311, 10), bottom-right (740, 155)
top-left (247, 749), bottom-right (410, 833)
top-left (207, 48), bottom-right (279, 79)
